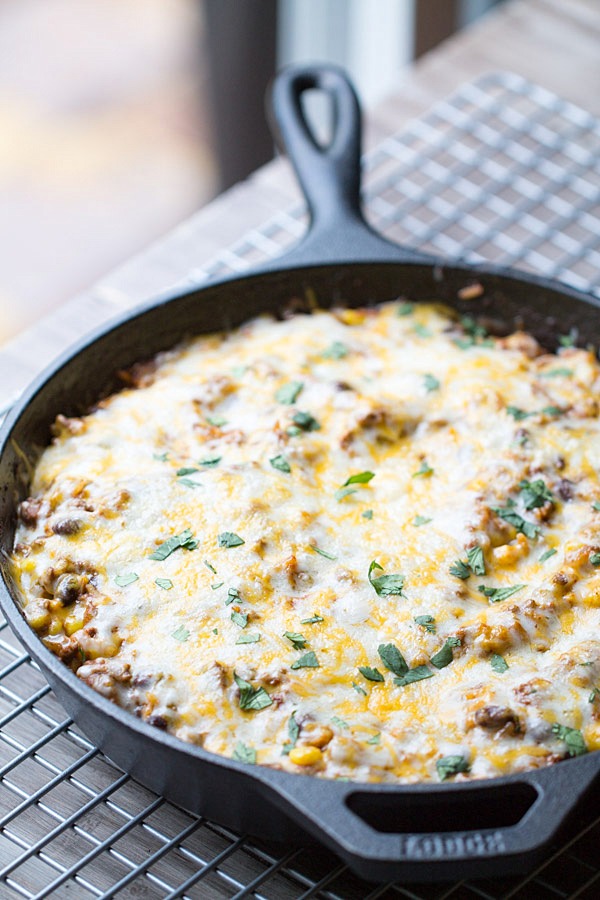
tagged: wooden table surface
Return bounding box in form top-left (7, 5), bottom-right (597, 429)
top-left (1, 0), bottom-right (599, 406)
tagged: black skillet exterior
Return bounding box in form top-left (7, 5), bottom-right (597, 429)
top-left (2, 65), bottom-right (600, 883)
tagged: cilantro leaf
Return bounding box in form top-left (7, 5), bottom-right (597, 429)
top-left (284, 631), bottom-right (307, 649)
top-left (352, 681), bottom-right (367, 696)
top-left (552, 723), bottom-right (587, 757)
top-left (362, 509), bottom-right (374, 520)
top-left (226, 587), bottom-right (240, 605)
top-left (539, 548), bottom-right (557, 562)
top-left (430, 637), bottom-right (461, 669)
top-left (414, 614), bottom-right (436, 633)
top-left (423, 373), bottom-right (440, 392)
top-left (393, 665), bottom-right (433, 687)
top-left (231, 611), bottom-right (248, 628)
top-left (172, 624), bottom-right (190, 643)
top-left (155, 578), bottom-right (173, 590)
top-left (282, 712), bottom-right (300, 754)
top-left (200, 456), bottom-right (221, 467)
top-left (491, 503), bottom-right (541, 538)
top-left (236, 633), bottom-right (261, 644)
top-left (276, 381), bottom-right (304, 405)
top-left (291, 411), bottom-right (320, 431)
top-left (506, 406), bottom-right (532, 421)
top-left (478, 583), bottom-right (526, 602)
top-left (301, 613), bottom-right (324, 624)
top-left (378, 643), bottom-right (408, 677)
top-left (177, 467), bottom-right (199, 477)
top-left (436, 755), bottom-right (470, 781)
top-left (310, 545), bottom-right (337, 560)
top-left (323, 341), bottom-right (348, 359)
top-left (204, 560), bottom-right (217, 574)
top-left (366, 732), bottom-right (381, 745)
top-left (115, 573), bottom-right (138, 587)
top-left (150, 528), bottom-right (197, 560)
top-left (218, 532), bottom-right (245, 548)
top-left (397, 302), bottom-right (414, 316)
top-left (206, 414), bottom-right (227, 427)
top-left (519, 479), bottom-right (554, 510)
top-left (358, 666), bottom-right (384, 683)
top-left (490, 653), bottom-right (509, 673)
top-left (270, 454), bottom-right (291, 473)
top-left (368, 560), bottom-right (406, 597)
top-left (449, 559), bottom-right (470, 579)
top-left (593, 501), bottom-right (600, 512)
top-left (233, 741), bottom-right (256, 764)
top-left (412, 460), bottom-right (433, 477)
top-left (344, 471), bottom-right (375, 486)
top-left (334, 486), bottom-right (358, 502)
top-left (413, 515), bottom-right (432, 526)
top-left (590, 552), bottom-right (600, 566)
top-left (234, 673), bottom-right (272, 711)
top-left (331, 715), bottom-right (349, 729)
top-left (467, 545), bottom-right (486, 576)
top-left (291, 651), bottom-right (319, 669)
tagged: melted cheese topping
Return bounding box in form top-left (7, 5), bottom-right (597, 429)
top-left (11, 301), bottom-right (600, 783)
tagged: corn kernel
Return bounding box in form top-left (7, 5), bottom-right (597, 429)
top-left (338, 309), bottom-right (364, 326)
top-left (288, 745), bottom-right (323, 767)
top-left (64, 615), bottom-right (84, 636)
top-left (48, 619), bottom-right (63, 636)
top-left (26, 609), bottom-right (51, 630)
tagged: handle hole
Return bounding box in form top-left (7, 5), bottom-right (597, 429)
top-left (346, 782), bottom-right (538, 834)
top-left (299, 89), bottom-right (335, 150)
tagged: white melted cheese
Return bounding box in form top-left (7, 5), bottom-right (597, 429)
top-left (11, 301), bottom-right (600, 783)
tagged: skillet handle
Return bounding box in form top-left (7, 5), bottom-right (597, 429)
top-left (255, 755), bottom-right (599, 881)
top-left (267, 64), bottom-right (429, 267)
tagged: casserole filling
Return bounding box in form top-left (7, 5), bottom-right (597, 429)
top-left (10, 300), bottom-right (600, 783)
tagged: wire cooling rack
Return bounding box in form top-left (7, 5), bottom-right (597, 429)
top-left (2, 71), bottom-right (600, 899)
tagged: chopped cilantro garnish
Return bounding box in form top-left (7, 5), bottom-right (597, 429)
top-left (236, 633), bottom-right (261, 644)
top-left (491, 502), bottom-right (541, 538)
top-left (413, 515), bottom-right (432, 526)
top-left (541, 405), bottom-right (563, 417)
top-left (231, 611), bottom-right (248, 628)
top-left (282, 712), bottom-right (300, 754)
top-left (414, 614), bottom-right (436, 633)
top-left (540, 367), bottom-right (573, 378)
top-left (172, 624), bottom-right (190, 643)
top-left (234, 673), bottom-right (272, 711)
top-left (430, 637), bottom-right (461, 669)
top-left (291, 651), bottom-right (319, 669)
top-left (362, 509), bottom-right (374, 520)
top-left (178, 477), bottom-right (200, 489)
top-left (412, 460), bottom-right (433, 477)
top-left (323, 341), bottom-right (348, 359)
top-left (206, 414), bottom-right (227, 427)
top-left (467, 545), bottom-right (486, 576)
top-left (150, 529), bottom-right (197, 560)
top-left (589, 688), bottom-right (599, 704)
top-left (368, 560), bottom-right (406, 597)
top-left (423, 373), bottom-right (440, 392)
top-left (292, 410), bottom-right (320, 432)
top-left (593, 501), bottom-right (600, 512)
top-left (331, 715), bottom-right (349, 729)
top-left (177, 467), bottom-right (199, 476)
top-left (352, 681), bottom-right (367, 696)
top-left (414, 323), bottom-right (431, 338)
top-left (334, 486), bottom-right (358, 502)
top-left (200, 456), bottom-right (221, 467)
top-left (226, 587), bottom-right (240, 605)
top-left (539, 548), bottom-right (557, 562)
top-left (301, 613), bottom-right (324, 624)
top-left (449, 559), bottom-right (471, 580)
top-left (211, 582), bottom-right (224, 590)
top-left (558, 329), bottom-right (577, 348)
top-left (436, 755), bottom-right (470, 781)
top-left (506, 406), bottom-right (532, 421)
top-left (233, 741), bottom-right (256, 764)
top-left (284, 631), bottom-right (307, 649)
top-left (378, 643), bottom-right (408, 677)
top-left (155, 578), bottom-right (173, 590)
top-left (552, 723), bottom-right (587, 757)
top-left (397, 301), bottom-right (414, 316)
top-left (153, 451), bottom-right (169, 462)
top-left (490, 653), bottom-right (509, 673)
top-left (358, 665), bottom-right (384, 683)
top-left (276, 380), bottom-right (304, 405)
top-left (204, 560), bottom-right (217, 574)
top-left (344, 471), bottom-right (375, 486)
top-left (270, 454), bottom-right (291, 473)
top-left (590, 552), bottom-right (600, 566)
top-left (311, 545), bottom-right (337, 560)
top-left (519, 479), bottom-right (554, 510)
top-left (218, 531), bottom-right (245, 548)
top-left (478, 583), bottom-right (526, 602)
top-left (461, 315), bottom-right (488, 339)
top-left (393, 665), bottom-right (433, 687)
top-left (366, 732), bottom-right (381, 745)
top-left (115, 573), bottom-right (138, 587)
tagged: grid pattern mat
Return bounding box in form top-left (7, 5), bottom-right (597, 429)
top-left (3, 71), bottom-right (600, 899)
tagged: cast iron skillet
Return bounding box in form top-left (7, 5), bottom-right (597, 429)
top-left (2, 65), bottom-right (600, 884)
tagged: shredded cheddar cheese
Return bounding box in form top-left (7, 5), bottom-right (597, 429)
top-left (10, 301), bottom-right (600, 782)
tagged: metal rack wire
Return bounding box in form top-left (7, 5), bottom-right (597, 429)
top-left (2, 72), bottom-right (600, 899)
